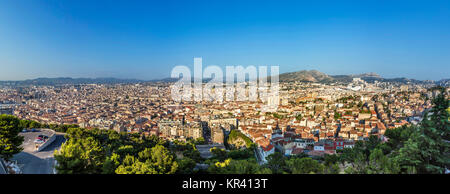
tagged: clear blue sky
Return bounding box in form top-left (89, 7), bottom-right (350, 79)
top-left (0, 0), bottom-right (449, 81)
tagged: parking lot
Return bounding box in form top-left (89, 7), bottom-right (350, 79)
top-left (12, 130), bottom-right (65, 174)
top-left (20, 130), bottom-right (54, 152)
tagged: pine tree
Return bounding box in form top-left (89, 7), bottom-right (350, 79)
top-left (395, 88), bottom-right (449, 173)
top-left (0, 115), bottom-right (24, 160)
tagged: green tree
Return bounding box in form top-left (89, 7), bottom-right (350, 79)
top-left (266, 152), bottom-right (286, 174)
top-left (394, 90), bottom-right (449, 174)
top-left (0, 115), bottom-right (24, 160)
top-left (256, 167), bottom-right (273, 174)
top-left (193, 137), bottom-right (206, 145)
top-left (29, 120), bottom-right (41, 129)
top-left (228, 149), bottom-right (253, 160)
top-left (344, 152), bottom-right (367, 174)
top-left (54, 137), bottom-right (105, 174)
top-left (323, 154), bottom-right (339, 166)
top-left (384, 125), bottom-right (415, 150)
top-left (225, 159), bottom-right (261, 174)
top-left (116, 145), bottom-right (178, 174)
top-left (102, 153), bottom-right (121, 174)
top-left (334, 111), bottom-right (342, 119)
top-left (323, 163), bottom-right (340, 174)
top-left (148, 145), bottom-right (178, 174)
top-left (183, 149), bottom-right (203, 163)
top-left (366, 148), bottom-right (400, 174)
top-left (115, 155), bottom-right (156, 174)
top-left (176, 157), bottom-right (196, 174)
top-left (18, 119), bottom-right (30, 129)
top-left (210, 147), bottom-right (228, 161)
top-left (227, 130), bottom-right (253, 148)
top-left (286, 157), bottom-right (324, 174)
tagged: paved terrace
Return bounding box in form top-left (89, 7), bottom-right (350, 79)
top-left (12, 129), bottom-right (65, 174)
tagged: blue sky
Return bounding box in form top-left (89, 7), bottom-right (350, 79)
top-left (0, 0), bottom-right (449, 81)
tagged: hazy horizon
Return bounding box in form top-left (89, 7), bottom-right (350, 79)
top-left (1, 0), bottom-right (449, 81)
top-left (0, 69), bottom-right (447, 82)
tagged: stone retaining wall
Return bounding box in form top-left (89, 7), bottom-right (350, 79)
top-left (36, 129), bottom-right (56, 152)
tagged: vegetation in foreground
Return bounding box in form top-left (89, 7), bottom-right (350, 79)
top-left (0, 89), bottom-right (448, 174)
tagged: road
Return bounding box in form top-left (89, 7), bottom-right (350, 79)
top-left (12, 130), bottom-right (65, 174)
top-left (0, 160), bottom-right (6, 174)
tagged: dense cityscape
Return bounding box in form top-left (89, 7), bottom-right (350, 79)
top-left (1, 4), bottom-right (449, 193)
top-left (1, 75), bottom-right (448, 174)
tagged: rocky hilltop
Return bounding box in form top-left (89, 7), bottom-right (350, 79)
top-left (279, 70), bottom-right (438, 84)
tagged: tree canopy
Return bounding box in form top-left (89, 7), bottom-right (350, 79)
top-left (54, 127), bottom-right (180, 174)
top-left (0, 115), bottom-right (24, 160)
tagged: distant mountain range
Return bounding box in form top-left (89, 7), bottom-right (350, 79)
top-left (279, 70), bottom-right (447, 86)
top-left (0, 77), bottom-right (147, 86)
top-left (279, 70), bottom-right (333, 83)
top-left (0, 71), bottom-right (448, 86)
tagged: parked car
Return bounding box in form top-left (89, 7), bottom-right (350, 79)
top-left (34, 139), bottom-right (44, 144)
top-left (31, 128), bottom-right (38, 132)
top-left (22, 129), bottom-right (28, 133)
